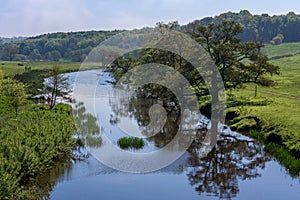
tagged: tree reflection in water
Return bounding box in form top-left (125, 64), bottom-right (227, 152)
top-left (109, 92), bottom-right (271, 199)
top-left (187, 136), bottom-right (270, 199)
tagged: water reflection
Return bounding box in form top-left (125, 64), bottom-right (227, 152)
top-left (47, 70), bottom-right (299, 199)
top-left (187, 136), bottom-right (270, 199)
top-left (25, 101), bottom-right (102, 199)
top-left (108, 86), bottom-right (271, 198)
top-left (73, 101), bottom-right (102, 148)
top-left (25, 159), bottom-right (74, 199)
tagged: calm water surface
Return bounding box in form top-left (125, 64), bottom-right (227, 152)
top-left (45, 70), bottom-right (300, 200)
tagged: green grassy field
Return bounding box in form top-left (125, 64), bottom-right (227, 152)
top-left (0, 61), bottom-right (102, 76)
top-left (229, 42), bottom-right (300, 155)
top-left (0, 61), bottom-right (102, 95)
top-left (261, 42), bottom-right (300, 58)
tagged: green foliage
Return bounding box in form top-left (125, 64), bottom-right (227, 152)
top-left (227, 42), bottom-right (300, 160)
top-left (14, 69), bottom-right (46, 95)
top-left (1, 30), bottom-right (122, 62)
top-left (227, 95), bottom-right (271, 108)
top-left (193, 20), bottom-right (279, 90)
top-left (184, 10), bottom-right (300, 43)
top-left (118, 137), bottom-right (144, 149)
top-left (0, 77), bottom-right (28, 116)
top-left (0, 104), bottom-right (76, 199)
top-left (249, 129), bottom-right (261, 139)
top-left (264, 143), bottom-right (300, 176)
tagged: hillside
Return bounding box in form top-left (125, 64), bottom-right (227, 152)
top-left (1, 10), bottom-right (300, 62)
top-left (0, 30), bottom-right (123, 62)
top-left (184, 10), bottom-right (300, 43)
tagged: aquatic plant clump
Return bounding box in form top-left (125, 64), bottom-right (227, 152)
top-left (117, 137), bottom-right (144, 149)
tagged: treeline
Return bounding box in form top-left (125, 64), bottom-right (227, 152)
top-left (183, 10), bottom-right (300, 44)
top-left (0, 30), bottom-right (123, 62)
top-left (1, 10), bottom-right (300, 62)
top-left (0, 36), bottom-right (27, 43)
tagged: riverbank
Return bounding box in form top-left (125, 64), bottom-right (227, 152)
top-left (0, 102), bottom-right (76, 199)
top-left (0, 64), bottom-right (79, 199)
top-left (0, 61), bottom-right (101, 95)
top-left (220, 43), bottom-right (300, 175)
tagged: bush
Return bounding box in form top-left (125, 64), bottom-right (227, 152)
top-left (117, 137), bottom-right (144, 149)
top-left (0, 104), bottom-right (76, 199)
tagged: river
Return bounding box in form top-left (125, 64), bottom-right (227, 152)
top-left (42, 70), bottom-right (300, 199)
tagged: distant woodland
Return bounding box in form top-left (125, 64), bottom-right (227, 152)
top-left (1, 10), bottom-right (300, 62)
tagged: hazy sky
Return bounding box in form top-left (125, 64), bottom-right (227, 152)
top-left (1, 0), bottom-right (300, 37)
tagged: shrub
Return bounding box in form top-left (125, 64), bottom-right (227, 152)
top-left (117, 137), bottom-right (144, 149)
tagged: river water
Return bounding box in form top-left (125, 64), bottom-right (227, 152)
top-left (44, 70), bottom-right (300, 199)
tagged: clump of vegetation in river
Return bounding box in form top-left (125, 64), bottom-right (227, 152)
top-left (118, 137), bottom-right (144, 149)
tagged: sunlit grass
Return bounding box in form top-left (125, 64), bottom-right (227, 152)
top-left (261, 42), bottom-right (300, 58)
top-left (0, 61), bottom-right (102, 77)
top-left (229, 43), bottom-right (300, 153)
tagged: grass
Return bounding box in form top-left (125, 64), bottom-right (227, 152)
top-left (225, 42), bottom-right (300, 173)
top-left (0, 61), bottom-right (101, 95)
top-left (117, 137), bottom-right (144, 150)
top-left (264, 143), bottom-right (300, 176)
top-left (0, 61), bottom-right (102, 77)
top-left (261, 42), bottom-right (300, 59)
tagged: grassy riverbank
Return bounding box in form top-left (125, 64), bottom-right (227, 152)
top-left (0, 62), bottom-right (81, 198)
top-left (0, 61), bottom-right (100, 95)
top-left (225, 42), bottom-right (300, 174)
top-left (0, 61), bottom-right (101, 76)
top-left (0, 101), bottom-right (76, 199)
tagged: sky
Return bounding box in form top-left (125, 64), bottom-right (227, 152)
top-left (1, 0), bottom-right (300, 37)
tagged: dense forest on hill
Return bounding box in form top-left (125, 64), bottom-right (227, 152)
top-left (1, 10), bottom-right (300, 62)
top-left (184, 10), bottom-right (300, 43)
top-left (0, 30), bottom-right (123, 62)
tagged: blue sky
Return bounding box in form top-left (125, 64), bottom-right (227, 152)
top-left (1, 0), bottom-right (300, 37)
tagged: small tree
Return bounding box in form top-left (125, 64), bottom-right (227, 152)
top-left (271, 34), bottom-right (284, 45)
top-left (0, 77), bottom-right (28, 117)
top-left (2, 44), bottom-right (18, 61)
top-left (43, 66), bottom-right (72, 109)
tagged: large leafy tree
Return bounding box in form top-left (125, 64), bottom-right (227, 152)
top-left (193, 20), bottom-right (279, 92)
top-left (43, 66), bottom-right (72, 109)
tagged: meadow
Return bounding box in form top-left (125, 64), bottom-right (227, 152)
top-left (229, 42), bottom-right (300, 159)
top-left (0, 61), bottom-right (102, 76)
